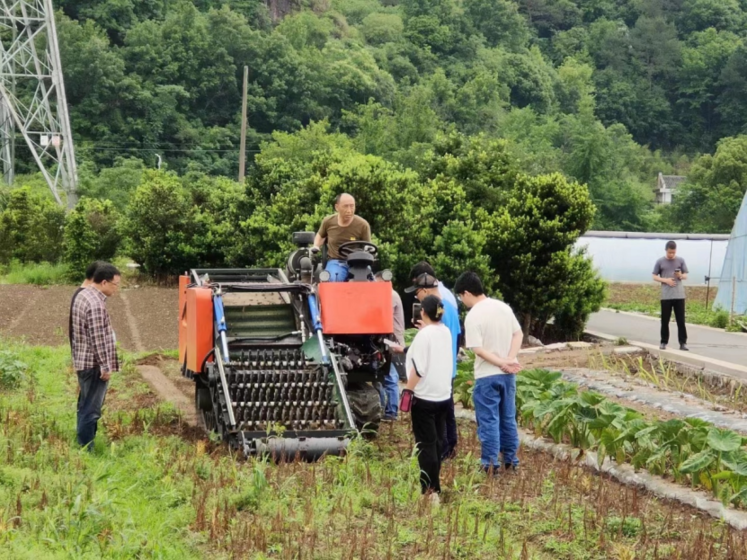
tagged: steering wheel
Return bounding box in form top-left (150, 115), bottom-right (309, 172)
top-left (338, 241), bottom-right (378, 260)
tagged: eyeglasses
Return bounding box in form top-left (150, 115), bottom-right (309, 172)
top-left (107, 280), bottom-right (120, 288)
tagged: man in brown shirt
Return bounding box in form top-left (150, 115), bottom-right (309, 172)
top-left (313, 193), bottom-right (371, 281)
top-left (71, 262), bottom-right (121, 451)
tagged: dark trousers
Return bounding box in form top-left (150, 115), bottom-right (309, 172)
top-left (442, 380), bottom-right (457, 459)
top-left (661, 299), bottom-right (687, 345)
top-left (77, 367), bottom-right (109, 450)
top-left (411, 397), bottom-right (450, 494)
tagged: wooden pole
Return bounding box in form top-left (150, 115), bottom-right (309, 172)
top-left (238, 66), bottom-right (249, 183)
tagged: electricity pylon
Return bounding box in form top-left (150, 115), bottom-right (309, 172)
top-left (0, 0), bottom-right (77, 208)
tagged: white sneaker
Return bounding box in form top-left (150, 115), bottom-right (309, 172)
top-left (428, 493), bottom-right (441, 507)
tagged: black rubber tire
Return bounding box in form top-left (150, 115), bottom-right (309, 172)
top-left (346, 382), bottom-right (382, 438)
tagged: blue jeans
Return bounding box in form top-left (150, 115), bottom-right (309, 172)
top-left (473, 374), bottom-right (519, 468)
top-left (325, 259), bottom-right (349, 282)
top-left (77, 367), bottom-right (109, 450)
top-left (379, 363), bottom-right (399, 418)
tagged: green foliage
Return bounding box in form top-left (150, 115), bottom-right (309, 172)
top-left (63, 198), bottom-right (121, 280)
top-left (0, 349), bottom-right (28, 389)
top-left (0, 187), bottom-right (65, 265)
top-left (509, 367), bottom-right (747, 506)
top-left (487, 172), bottom-right (600, 335)
top-left (666, 135), bottom-right (747, 233)
top-left (121, 170), bottom-right (244, 275)
top-left (0, 261), bottom-right (71, 285)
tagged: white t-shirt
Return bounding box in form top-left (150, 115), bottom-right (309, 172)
top-left (464, 298), bottom-right (522, 379)
top-left (405, 323), bottom-right (453, 402)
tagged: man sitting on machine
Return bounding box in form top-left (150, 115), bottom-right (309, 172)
top-left (313, 193), bottom-right (372, 282)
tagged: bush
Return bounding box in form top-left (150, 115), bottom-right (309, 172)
top-left (552, 250), bottom-right (607, 340)
top-left (487, 172), bottom-right (599, 336)
top-left (63, 198), bottom-right (121, 280)
top-left (121, 171), bottom-right (245, 275)
top-left (0, 187), bottom-right (65, 264)
top-left (708, 308), bottom-right (729, 329)
top-left (120, 171), bottom-right (195, 276)
top-left (0, 350), bottom-right (28, 389)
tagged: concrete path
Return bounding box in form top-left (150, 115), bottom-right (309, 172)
top-left (587, 309), bottom-right (747, 365)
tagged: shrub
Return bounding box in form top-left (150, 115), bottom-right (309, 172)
top-left (0, 350), bottom-right (28, 389)
top-left (121, 171), bottom-right (245, 276)
top-left (0, 187), bottom-right (65, 264)
top-left (120, 171), bottom-right (195, 276)
top-left (63, 198), bottom-right (121, 280)
top-left (487, 172), bottom-right (599, 336)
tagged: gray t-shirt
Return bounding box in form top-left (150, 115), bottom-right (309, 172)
top-left (653, 256), bottom-right (688, 300)
top-left (392, 289), bottom-right (405, 345)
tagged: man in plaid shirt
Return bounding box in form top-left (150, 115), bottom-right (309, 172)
top-left (71, 262), bottom-right (121, 450)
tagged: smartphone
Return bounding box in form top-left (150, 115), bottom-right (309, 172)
top-left (412, 303), bottom-right (422, 324)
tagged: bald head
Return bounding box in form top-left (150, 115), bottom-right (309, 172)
top-left (335, 193), bottom-right (356, 224)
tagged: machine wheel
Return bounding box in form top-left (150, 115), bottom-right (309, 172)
top-left (346, 382), bottom-right (382, 438)
top-left (195, 377), bottom-right (216, 433)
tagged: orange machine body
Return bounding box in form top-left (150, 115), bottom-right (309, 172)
top-left (186, 286), bottom-right (214, 373)
top-left (178, 275), bottom-right (189, 366)
top-left (318, 282), bottom-right (393, 335)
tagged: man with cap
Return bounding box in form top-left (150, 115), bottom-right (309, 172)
top-left (405, 272), bottom-right (461, 459)
top-left (408, 262), bottom-right (458, 310)
top-left (313, 193), bottom-right (371, 282)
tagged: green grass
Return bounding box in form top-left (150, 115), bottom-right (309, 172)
top-left (0, 338), bottom-right (744, 558)
top-left (0, 261), bottom-right (71, 286)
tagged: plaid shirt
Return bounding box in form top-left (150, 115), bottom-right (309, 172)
top-left (72, 287), bottom-right (119, 373)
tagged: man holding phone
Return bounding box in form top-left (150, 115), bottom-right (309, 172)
top-left (653, 240), bottom-right (689, 351)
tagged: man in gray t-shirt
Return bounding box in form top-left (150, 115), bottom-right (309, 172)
top-left (652, 240), bottom-right (689, 351)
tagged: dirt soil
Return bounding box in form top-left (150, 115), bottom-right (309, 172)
top-left (0, 285), bottom-right (177, 350)
top-left (607, 283), bottom-right (715, 307)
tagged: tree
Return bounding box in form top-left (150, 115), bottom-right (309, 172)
top-left (0, 187), bottom-right (65, 264)
top-left (463, 0), bottom-right (530, 51)
top-left (667, 136), bottom-right (747, 233)
top-left (63, 198), bottom-right (121, 279)
top-left (485, 172), bottom-right (598, 335)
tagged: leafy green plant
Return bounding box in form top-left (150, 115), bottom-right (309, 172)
top-left (0, 350), bottom-right (28, 389)
top-left (514, 367), bottom-right (747, 507)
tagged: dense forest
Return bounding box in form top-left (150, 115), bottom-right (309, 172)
top-left (14, 0), bottom-right (747, 232)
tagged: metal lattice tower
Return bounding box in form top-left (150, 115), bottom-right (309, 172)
top-left (0, 0), bottom-right (77, 207)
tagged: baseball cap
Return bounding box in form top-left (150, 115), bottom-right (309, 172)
top-left (404, 272), bottom-right (439, 293)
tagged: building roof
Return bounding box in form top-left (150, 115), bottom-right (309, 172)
top-left (657, 173), bottom-right (686, 191)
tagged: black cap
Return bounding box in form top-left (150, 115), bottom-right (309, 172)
top-left (404, 272), bottom-right (439, 293)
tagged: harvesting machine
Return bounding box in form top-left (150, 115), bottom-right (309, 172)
top-left (178, 233), bottom-right (395, 459)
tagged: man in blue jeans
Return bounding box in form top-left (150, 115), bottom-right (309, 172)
top-left (313, 193), bottom-right (371, 282)
top-left (375, 271), bottom-right (405, 420)
top-left (71, 263), bottom-right (121, 451)
top-left (454, 272), bottom-right (523, 473)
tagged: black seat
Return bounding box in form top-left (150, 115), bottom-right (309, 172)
top-left (347, 251), bottom-right (374, 267)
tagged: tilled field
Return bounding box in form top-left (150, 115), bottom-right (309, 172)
top-left (0, 284), bottom-right (178, 351)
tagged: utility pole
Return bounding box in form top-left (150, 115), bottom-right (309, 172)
top-left (238, 65), bottom-right (248, 183)
top-left (0, 0), bottom-right (78, 208)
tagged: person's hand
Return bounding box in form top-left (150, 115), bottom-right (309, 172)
top-left (100, 370), bottom-right (111, 381)
top-left (413, 320), bottom-right (425, 330)
top-left (674, 271), bottom-right (682, 279)
top-left (500, 360), bottom-right (522, 375)
top-left (310, 246), bottom-right (320, 254)
top-left (391, 344), bottom-right (405, 354)
top-left (664, 278), bottom-right (676, 287)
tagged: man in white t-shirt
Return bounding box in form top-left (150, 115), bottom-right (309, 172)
top-left (454, 271), bottom-right (523, 474)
